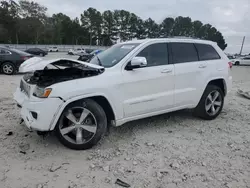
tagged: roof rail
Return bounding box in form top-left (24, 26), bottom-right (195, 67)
top-left (170, 36), bottom-right (202, 40)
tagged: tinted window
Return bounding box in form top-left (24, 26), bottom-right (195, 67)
top-left (136, 43), bottom-right (168, 67)
top-left (195, 43), bottom-right (220, 61)
top-left (0, 49), bottom-right (11, 55)
top-left (243, 57), bottom-right (250, 60)
top-left (171, 43), bottom-right (198, 64)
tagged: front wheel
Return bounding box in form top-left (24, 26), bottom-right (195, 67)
top-left (55, 99), bottom-right (107, 150)
top-left (194, 85), bottom-right (224, 120)
top-left (235, 61), bottom-right (240, 66)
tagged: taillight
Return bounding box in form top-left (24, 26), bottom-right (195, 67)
top-left (228, 62), bottom-right (233, 69)
top-left (21, 56), bottom-right (30, 61)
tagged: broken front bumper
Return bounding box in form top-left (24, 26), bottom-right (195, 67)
top-left (13, 88), bottom-right (64, 131)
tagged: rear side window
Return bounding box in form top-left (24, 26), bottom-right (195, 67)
top-left (171, 43), bottom-right (198, 64)
top-left (195, 43), bottom-right (221, 61)
top-left (136, 43), bottom-right (169, 67)
top-left (0, 49), bottom-right (11, 55)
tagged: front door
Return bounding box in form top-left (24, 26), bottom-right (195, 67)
top-left (121, 42), bottom-right (175, 118)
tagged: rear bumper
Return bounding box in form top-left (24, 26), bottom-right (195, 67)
top-left (13, 88), bottom-right (64, 131)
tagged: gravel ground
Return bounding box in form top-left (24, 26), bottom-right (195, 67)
top-left (0, 55), bottom-right (250, 188)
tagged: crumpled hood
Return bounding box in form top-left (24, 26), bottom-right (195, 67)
top-left (19, 57), bottom-right (104, 73)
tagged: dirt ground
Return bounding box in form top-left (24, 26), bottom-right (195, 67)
top-left (0, 58), bottom-right (250, 188)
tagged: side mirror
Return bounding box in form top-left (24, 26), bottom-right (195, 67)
top-left (126, 57), bottom-right (147, 70)
top-left (131, 56), bottom-right (147, 67)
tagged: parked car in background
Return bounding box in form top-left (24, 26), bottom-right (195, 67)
top-left (227, 55), bottom-right (235, 60)
top-left (78, 49), bottom-right (103, 62)
top-left (231, 56), bottom-right (250, 65)
top-left (25, 48), bottom-right (48, 56)
top-left (48, 47), bottom-right (59, 52)
top-left (85, 49), bottom-right (94, 54)
top-left (68, 48), bottom-right (86, 55)
top-left (14, 38), bottom-right (232, 150)
top-left (0, 47), bottom-right (33, 75)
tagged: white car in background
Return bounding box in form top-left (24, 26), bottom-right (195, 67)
top-left (48, 47), bottom-right (59, 52)
top-left (13, 38), bottom-right (232, 150)
top-left (68, 48), bottom-right (86, 55)
top-left (231, 56), bottom-right (250, 66)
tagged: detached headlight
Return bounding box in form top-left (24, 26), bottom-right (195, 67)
top-left (33, 86), bottom-right (52, 98)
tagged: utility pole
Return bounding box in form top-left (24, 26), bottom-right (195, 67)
top-left (239, 36), bottom-right (245, 55)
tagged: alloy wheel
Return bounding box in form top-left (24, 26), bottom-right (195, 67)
top-left (205, 90), bottom-right (222, 116)
top-left (3, 64), bottom-right (13, 74)
top-left (59, 107), bottom-right (97, 145)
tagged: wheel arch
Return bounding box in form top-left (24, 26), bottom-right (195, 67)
top-left (207, 78), bottom-right (227, 96)
top-left (49, 94), bottom-right (116, 130)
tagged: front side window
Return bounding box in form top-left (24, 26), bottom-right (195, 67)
top-left (136, 43), bottom-right (169, 67)
top-left (195, 43), bottom-right (221, 61)
top-left (171, 43), bottom-right (198, 64)
top-left (89, 43), bottom-right (139, 68)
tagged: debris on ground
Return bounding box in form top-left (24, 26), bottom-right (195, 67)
top-left (6, 131), bottom-right (13, 136)
top-left (19, 151), bottom-right (26, 155)
top-left (115, 179), bottom-right (131, 187)
top-left (49, 164), bottom-right (61, 172)
top-left (237, 89), bottom-right (250, 100)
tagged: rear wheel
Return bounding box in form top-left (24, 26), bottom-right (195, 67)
top-left (39, 53), bottom-right (44, 57)
top-left (55, 99), bottom-right (107, 150)
top-left (1, 62), bottom-right (15, 75)
top-left (194, 85), bottom-right (224, 120)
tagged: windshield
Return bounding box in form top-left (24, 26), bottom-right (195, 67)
top-left (89, 43), bottom-right (139, 68)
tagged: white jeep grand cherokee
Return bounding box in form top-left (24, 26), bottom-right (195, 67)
top-left (14, 38), bottom-right (232, 150)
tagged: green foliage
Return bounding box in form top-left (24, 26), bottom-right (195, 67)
top-left (0, 0), bottom-right (227, 49)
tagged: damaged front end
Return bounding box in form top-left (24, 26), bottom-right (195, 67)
top-left (14, 57), bottom-right (105, 132)
top-left (20, 57), bottom-right (104, 88)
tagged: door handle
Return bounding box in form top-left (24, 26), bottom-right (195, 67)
top-left (161, 69), bottom-right (172, 73)
top-left (199, 65), bottom-right (207, 68)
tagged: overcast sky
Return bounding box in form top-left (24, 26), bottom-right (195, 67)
top-left (37, 0), bottom-right (250, 54)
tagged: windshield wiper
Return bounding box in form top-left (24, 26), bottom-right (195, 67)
top-left (96, 55), bottom-right (102, 66)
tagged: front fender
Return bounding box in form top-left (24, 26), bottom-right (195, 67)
top-left (48, 92), bottom-right (117, 130)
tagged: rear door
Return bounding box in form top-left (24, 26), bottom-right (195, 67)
top-left (170, 42), bottom-right (205, 107)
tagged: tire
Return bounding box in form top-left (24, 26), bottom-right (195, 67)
top-left (55, 99), bottom-right (107, 150)
top-left (1, 62), bottom-right (16, 75)
top-left (235, 61), bottom-right (240, 66)
top-left (39, 53), bottom-right (44, 57)
top-left (194, 85), bottom-right (224, 120)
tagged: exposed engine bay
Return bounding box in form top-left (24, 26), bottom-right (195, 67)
top-left (23, 59), bottom-right (104, 87)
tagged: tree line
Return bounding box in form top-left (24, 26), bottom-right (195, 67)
top-left (0, 0), bottom-right (227, 49)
